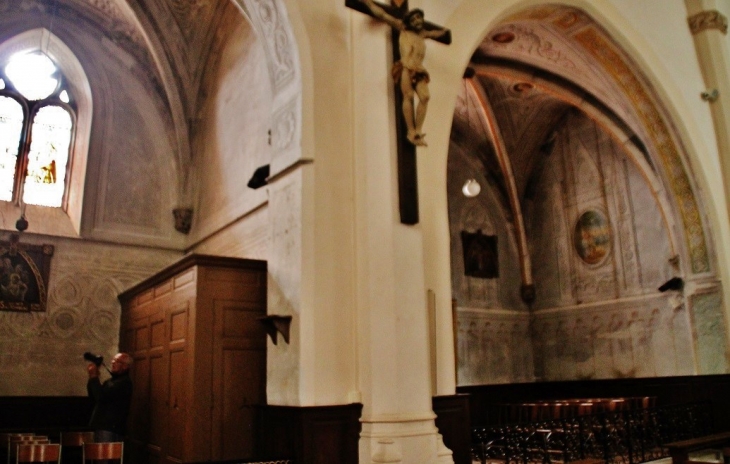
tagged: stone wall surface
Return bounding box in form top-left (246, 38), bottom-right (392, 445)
top-left (0, 236), bottom-right (181, 396)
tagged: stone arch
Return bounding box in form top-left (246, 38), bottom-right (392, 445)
top-left (231, 0), bottom-right (302, 174)
top-left (422, 0), bottom-right (729, 388)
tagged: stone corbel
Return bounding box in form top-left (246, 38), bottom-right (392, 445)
top-left (173, 207), bottom-right (193, 234)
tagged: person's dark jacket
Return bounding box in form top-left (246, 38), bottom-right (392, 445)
top-left (87, 371), bottom-right (133, 435)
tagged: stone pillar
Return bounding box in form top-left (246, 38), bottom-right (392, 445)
top-left (353, 14), bottom-right (453, 464)
top-left (685, 0), bottom-right (730, 357)
top-left (686, 1), bottom-right (730, 217)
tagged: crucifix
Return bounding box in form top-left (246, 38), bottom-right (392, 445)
top-left (346, 0), bottom-right (451, 225)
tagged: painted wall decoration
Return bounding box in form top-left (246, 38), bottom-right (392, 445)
top-left (461, 230), bottom-right (499, 278)
top-left (0, 238), bottom-right (53, 312)
top-left (574, 210), bottom-right (611, 265)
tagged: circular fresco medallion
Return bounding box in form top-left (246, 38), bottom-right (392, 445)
top-left (574, 210), bottom-right (611, 265)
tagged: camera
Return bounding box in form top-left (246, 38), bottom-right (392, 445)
top-left (83, 352), bottom-right (104, 366)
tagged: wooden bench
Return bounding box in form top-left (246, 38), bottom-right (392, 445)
top-left (665, 431), bottom-right (730, 464)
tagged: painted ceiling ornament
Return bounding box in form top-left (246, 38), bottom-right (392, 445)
top-left (242, 0), bottom-right (296, 93)
top-left (272, 99), bottom-right (297, 150)
top-left (688, 10), bottom-right (728, 35)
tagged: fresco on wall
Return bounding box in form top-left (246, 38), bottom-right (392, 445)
top-left (574, 210), bottom-right (611, 265)
top-left (0, 239), bottom-right (53, 312)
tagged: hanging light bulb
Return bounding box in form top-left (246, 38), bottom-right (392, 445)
top-left (462, 179), bottom-right (481, 197)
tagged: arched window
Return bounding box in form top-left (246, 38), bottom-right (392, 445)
top-left (0, 29), bottom-right (92, 237)
top-left (0, 51), bottom-right (74, 208)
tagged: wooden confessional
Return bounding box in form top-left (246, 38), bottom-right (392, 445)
top-left (118, 255), bottom-right (267, 464)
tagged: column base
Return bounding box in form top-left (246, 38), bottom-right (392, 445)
top-left (360, 413), bottom-right (455, 464)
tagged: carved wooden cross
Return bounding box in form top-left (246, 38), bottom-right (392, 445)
top-left (346, 0), bottom-right (451, 225)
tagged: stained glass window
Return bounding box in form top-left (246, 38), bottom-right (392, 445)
top-left (0, 96), bottom-right (23, 202)
top-left (24, 106), bottom-right (71, 207)
top-left (5, 52), bottom-right (58, 101)
top-left (0, 51), bottom-right (74, 208)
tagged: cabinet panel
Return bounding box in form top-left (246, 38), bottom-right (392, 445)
top-left (136, 325), bottom-right (150, 351)
top-left (149, 354), bottom-right (167, 448)
top-left (174, 269), bottom-right (194, 288)
top-left (220, 349), bottom-right (264, 459)
top-left (212, 301), bottom-right (266, 461)
top-left (170, 311), bottom-right (187, 342)
top-left (167, 349), bottom-right (187, 460)
top-left (150, 320), bottom-right (164, 348)
top-left (222, 305), bottom-right (267, 347)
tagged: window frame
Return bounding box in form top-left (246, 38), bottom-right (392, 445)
top-left (0, 28), bottom-right (93, 237)
top-left (0, 64), bottom-right (77, 210)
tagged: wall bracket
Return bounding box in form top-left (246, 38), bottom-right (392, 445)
top-left (258, 315), bottom-right (292, 345)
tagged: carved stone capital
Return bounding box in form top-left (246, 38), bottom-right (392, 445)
top-left (688, 10), bottom-right (728, 35)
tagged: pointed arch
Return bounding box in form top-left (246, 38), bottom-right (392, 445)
top-left (0, 28), bottom-right (91, 236)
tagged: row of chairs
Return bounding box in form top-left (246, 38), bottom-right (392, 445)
top-left (0, 431), bottom-right (123, 464)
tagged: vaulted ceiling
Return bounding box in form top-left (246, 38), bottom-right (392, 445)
top-left (452, 5), bottom-right (658, 219)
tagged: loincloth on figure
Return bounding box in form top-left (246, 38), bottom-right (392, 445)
top-left (392, 61), bottom-right (430, 85)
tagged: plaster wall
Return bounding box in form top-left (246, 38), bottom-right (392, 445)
top-left (189, 10), bottom-right (272, 247)
top-left (0, 235), bottom-right (180, 396)
top-left (269, 0), bottom-right (358, 407)
top-left (0, 1), bottom-right (192, 396)
top-left (448, 143), bottom-right (526, 312)
top-left (0, 2), bottom-right (184, 249)
top-left (529, 112), bottom-right (674, 309)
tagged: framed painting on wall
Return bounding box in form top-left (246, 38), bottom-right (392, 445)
top-left (461, 230), bottom-right (498, 278)
top-left (0, 238), bottom-right (54, 312)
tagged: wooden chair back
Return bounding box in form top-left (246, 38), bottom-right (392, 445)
top-left (1, 434), bottom-right (33, 447)
top-left (2, 435), bottom-right (34, 464)
top-left (1, 434), bottom-right (33, 455)
top-left (60, 433), bottom-right (94, 447)
top-left (82, 443), bottom-right (123, 463)
top-left (15, 443), bottom-right (61, 463)
top-left (60, 432), bottom-right (94, 464)
top-left (2, 435), bottom-right (34, 450)
top-left (8, 438), bottom-right (49, 464)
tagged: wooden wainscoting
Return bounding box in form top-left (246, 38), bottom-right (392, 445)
top-left (258, 403), bottom-right (363, 464)
top-left (457, 374), bottom-right (730, 430)
top-left (433, 394), bottom-right (472, 464)
top-left (0, 396), bottom-right (92, 434)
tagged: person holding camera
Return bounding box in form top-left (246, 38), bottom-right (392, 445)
top-left (86, 352), bottom-right (133, 443)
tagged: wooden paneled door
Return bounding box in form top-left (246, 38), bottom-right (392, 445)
top-left (211, 300), bottom-right (266, 460)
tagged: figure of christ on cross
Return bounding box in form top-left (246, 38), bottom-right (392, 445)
top-left (347, 0), bottom-right (451, 224)
top-left (355, 0), bottom-right (451, 147)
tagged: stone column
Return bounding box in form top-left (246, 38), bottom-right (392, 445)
top-left (353, 14), bottom-right (454, 464)
top-left (686, 1), bottom-right (730, 217)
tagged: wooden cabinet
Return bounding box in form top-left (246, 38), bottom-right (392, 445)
top-left (118, 255), bottom-right (267, 464)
